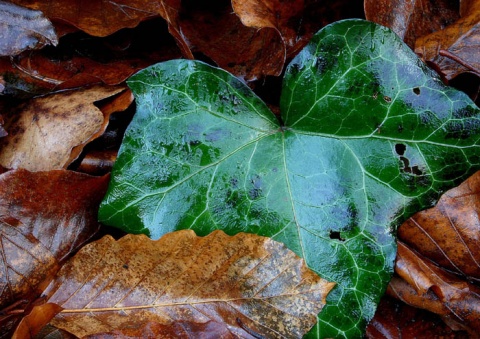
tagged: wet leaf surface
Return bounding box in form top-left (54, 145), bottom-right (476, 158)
top-left (388, 241), bottom-right (480, 335)
top-left (0, 169), bottom-right (109, 337)
top-left (40, 230), bottom-right (333, 338)
top-left (0, 1), bottom-right (57, 57)
top-left (366, 295), bottom-right (468, 338)
top-left (99, 20), bottom-right (480, 337)
top-left (179, 1), bottom-right (285, 80)
top-left (365, 0), bottom-right (459, 48)
top-left (415, 0), bottom-right (480, 82)
top-left (9, 0), bottom-right (159, 37)
top-left (398, 170), bottom-right (480, 281)
top-left (0, 86), bottom-right (127, 171)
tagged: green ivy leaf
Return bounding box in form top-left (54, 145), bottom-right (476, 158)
top-left (99, 19), bottom-right (480, 338)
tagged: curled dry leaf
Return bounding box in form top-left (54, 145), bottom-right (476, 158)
top-left (398, 170), bottom-right (480, 281)
top-left (42, 230), bottom-right (334, 338)
top-left (0, 1), bottom-right (57, 57)
top-left (0, 85), bottom-right (129, 171)
top-left (414, 0), bottom-right (480, 81)
top-left (0, 169), bottom-right (109, 337)
top-left (364, 0), bottom-right (459, 48)
top-left (387, 242), bottom-right (480, 335)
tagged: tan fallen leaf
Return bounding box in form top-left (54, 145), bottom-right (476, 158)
top-left (0, 86), bottom-right (129, 171)
top-left (41, 230), bottom-right (335, 338)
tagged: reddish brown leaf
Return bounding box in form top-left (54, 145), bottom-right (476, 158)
top-left (0, 85), bottom-right (128, 171)
top-left (0, 169), bottom-right (109, 337)
top-left (364, 0), bottom-right (459, 48)
top-left (415, 1), bottom-right (480, 81)
top-left (1, 19), bottom-right (182, 97)
top-left (84, 320), bottom-right (236, 339)
top-left (398, 170), bottom-right (480, 281)
top-left (42, 230), bottom-right (335, 338)
top-left (231, 0), bottom-right (359, 60)
top-left (12, 302), bottom-right (63, 339)
top-left (387, 241), bottom-right (480, 335)
top-left (9, 1), bottom-right (158, 37)
top-left (0, 1), bottom-right (57, 57)
top-left (180, 1), bottom-right (285, 81)
top-left (76, 150), bottom-right (117, 176)
top-left (366, 296), bottom-right (468, 338)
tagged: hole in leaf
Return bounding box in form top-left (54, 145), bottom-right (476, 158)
top-left (329, 231), bottom-right (345, 242)
top-left (395, 144), bottom-right (406, 156)
top-left (413, 87), bottom-right (420, 95)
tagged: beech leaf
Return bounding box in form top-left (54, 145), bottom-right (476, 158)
top-left (0, 1), bottom-right (57, 57)
top-left (398, 170), bottom-right (480, 281)
top-left (388, 241), bottom-right (480, 335)
top-left (99, 19), bottom-right (480, 337)
top-left (40, 230), bottom-right (334, 338)
top-left (0, 169), bottom-right (109, 337)
top-left (0, 86), bottom-right (127, 171)
top-left (364, 0), bottom-right (459, 48)
top-left (414, 0), bottom-right (480, 81)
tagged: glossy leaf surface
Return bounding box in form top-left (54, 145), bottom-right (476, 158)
top-left (99, 19), bottom-right (480, 337)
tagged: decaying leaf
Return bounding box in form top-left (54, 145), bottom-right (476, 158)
top-left (0, 1), bottom-right (57, 57)
top-left (180, 1), bottom-right (285, 80)
top-left (0, 85), bottom-right (128, 171)
top-left (0, 169), bottom-right (109, 337)
top-left (85, 321), bottom-right (236, 339)
top-left (364, 0), bottom-right (459, 48)
top-left (9, 0), bottom-right (158, 37)
top-left (12, 303), bottom-right (63, 339)
top-left (41, 230), bottom-right (334, 338)
top-left (366, 296), bottom-right (467, 338)
top-left (415, 0), bottom-right (480, 81)
top-left (1, 19), bottom-right (182, 98)
top-left (387, 241), bottom-right (480, 335)
top-left (398, 170), bottom-right (480, 281)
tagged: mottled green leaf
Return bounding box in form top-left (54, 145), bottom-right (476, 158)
top-left (99, 19), bottom-right (480, 338)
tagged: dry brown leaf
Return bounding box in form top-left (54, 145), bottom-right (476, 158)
top-left (415, 0), bottom-right (480, 81)
top-left (0, 1), bottom-right (57, 57)
top-left (0, 169), bottom-right (109, 337)
top-left (9, 0), bottom-right (158, 37)
top-left (180, 1), bottom-right (285, 81)
top-left (1, 19), bottom-right (182, 97)
top-left (0, 85), bottom-right (128, 171)
top-left (12, 303), bottom-right (63, 339)
top-left (9, 1), bottom-right (193, 59)
top-left (84, 320), bottom-right (236, 339)
top-left (366, 296), bottom-right (468, 338)
top-left (387, 241), bottom-right (480, 335)
top-left (364, 0), bottom-right (459, 48)
top-left (230, 0), bottom-right (358, 59)
top-left (42, 230), bottom-right (335, 338)
top-left (398, 170), bottom-right (480, 281)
